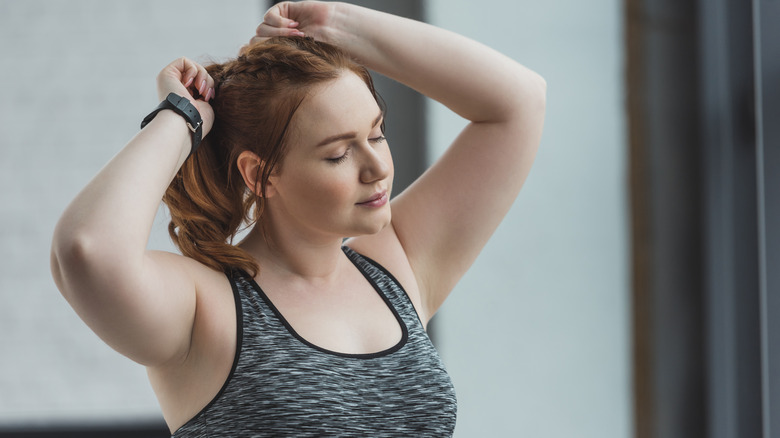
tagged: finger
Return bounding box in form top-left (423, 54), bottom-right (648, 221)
top-left (255, 22), bottom-right (304, 39)
top-left (193, 66), bottom-right (210, 100)
top-left (178, 58), bottom-right (199, 88)
top-left (204, 74), bottom-right (215, 102)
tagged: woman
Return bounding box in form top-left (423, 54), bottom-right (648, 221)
top-left (51, 1), bottom-right (546, 436)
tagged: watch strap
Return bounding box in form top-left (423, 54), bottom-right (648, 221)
top-left (140, 93), bottom-right (203, 157)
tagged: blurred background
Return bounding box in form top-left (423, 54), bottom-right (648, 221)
top-left (0, 0), bottom-right (776, 437)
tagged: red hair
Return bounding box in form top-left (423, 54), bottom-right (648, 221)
top-left (162, 37), bottom-right (384, 276)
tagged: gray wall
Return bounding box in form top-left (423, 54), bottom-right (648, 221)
top-left (428, 1), bottom-right (631, 437)
top-left (0, 0), bottom-right (263, 426)
top-left (0, 0), bottom-right (630, 435)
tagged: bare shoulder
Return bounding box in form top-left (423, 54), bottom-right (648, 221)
top-left (345, 218), bottom-right (430, 326)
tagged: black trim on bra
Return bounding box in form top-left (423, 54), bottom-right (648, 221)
top-left (244, 248), bottom-right (409, 359)
top-left (342, 246), bottom-right (426, 329)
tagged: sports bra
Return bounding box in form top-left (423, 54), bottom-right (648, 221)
top-left (172, 246), bottom-right (457, 437)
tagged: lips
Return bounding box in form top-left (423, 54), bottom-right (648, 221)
top-left (357, 190), bottom-right (388, 207)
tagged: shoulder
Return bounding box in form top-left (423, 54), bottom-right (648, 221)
top-left (345, 221), bottom-right (430, 326)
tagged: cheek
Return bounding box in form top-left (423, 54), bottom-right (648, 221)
top-left (286, 167), bottom-right (355, 207)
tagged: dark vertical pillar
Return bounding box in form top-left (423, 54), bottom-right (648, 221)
top-left (626, 0), bottom-right (654, 435)
top-left (630, 0), bottom-right (778, 436)
top-left (627, 0), bottom-right (706, 437)
top-left (754, 1), bottom-right (780, 436)
top-left (700, 1), bottom-right (762, 438)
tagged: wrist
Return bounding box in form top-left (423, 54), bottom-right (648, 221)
top-left (323, 3), bottom-right (380, 63)
top-left (320, 2), bottom-right (353, 46)
top-left (140, 93), bottom-right (203, 158)
top-left (148, 110), bottom-right (195, 161)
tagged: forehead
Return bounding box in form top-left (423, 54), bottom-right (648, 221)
top-left (290, 72), bottom-right (380, 143)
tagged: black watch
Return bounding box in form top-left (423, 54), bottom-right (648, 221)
top-left (141, 93), bottom-right (203, 157)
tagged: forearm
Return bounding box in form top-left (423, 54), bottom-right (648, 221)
top-left (52, 111), bottom-right (190, 285)
top-left (324, 2), bottom-right (545, 123)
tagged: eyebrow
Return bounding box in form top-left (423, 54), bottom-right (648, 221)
top-left (314, 110), bottom-right (384, 148)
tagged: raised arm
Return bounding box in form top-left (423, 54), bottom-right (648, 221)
top-left (256, 2), bottom-right (546, 321)
top-left (50, 59), bottom-right (216, 366)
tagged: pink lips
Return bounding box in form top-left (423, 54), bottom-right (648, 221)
top-left (357, 190), bottom-right (388, 208)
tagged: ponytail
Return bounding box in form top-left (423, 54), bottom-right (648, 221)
top-left (163, 122), bottom-right (258, 276)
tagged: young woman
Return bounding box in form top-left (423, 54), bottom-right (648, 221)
top-left (51, 1), bottom-right (546, 436)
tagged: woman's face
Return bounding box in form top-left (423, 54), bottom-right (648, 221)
top-left (266, 72), bottom-right (393, 241)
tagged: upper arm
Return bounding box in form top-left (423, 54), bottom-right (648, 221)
top-left (51, 241), bottom-right (200, 367)
top-left (390, 81), bottom-right (546, 318)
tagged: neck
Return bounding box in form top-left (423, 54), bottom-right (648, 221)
top-left (239, 219), bottom-right (347, 282)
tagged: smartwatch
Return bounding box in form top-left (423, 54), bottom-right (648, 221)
top-left (141, 93), bottom-right (203, 157)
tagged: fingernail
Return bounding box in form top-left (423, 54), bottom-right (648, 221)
top-left (288, 21), bottom-right (299, 27)
top-left (184, 77), bottom-right (194, 87)
top-left (200, 80), bottom-right (206, 95)
top-left (293, 30), bottom-right (305, 37)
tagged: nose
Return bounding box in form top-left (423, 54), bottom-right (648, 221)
top-left (359, 143), bottom-right (392, 184)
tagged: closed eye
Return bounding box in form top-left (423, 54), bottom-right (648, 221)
top-left (326, 135), bottom-right (385, 165)
top-left (326, 146), bottom-right (351, 164)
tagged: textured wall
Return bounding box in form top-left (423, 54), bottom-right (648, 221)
top-left (427, 1), bottom-right (632, 437)
top-left (0, 0), bottom-right (263, 426)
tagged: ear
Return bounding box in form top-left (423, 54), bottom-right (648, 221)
top-left (236, 150), bottom-right (278, 197)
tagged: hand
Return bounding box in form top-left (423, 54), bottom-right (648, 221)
top-left (245, 1), bottom-right (335, 51)
top-left (156, 57), bottom-right (215, 136)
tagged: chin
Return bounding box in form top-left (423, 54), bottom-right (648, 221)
top-left (351, 214), bottom-right (392, 236)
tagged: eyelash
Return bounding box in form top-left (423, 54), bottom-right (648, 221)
top-left (326, 136), bottom-right (387, 164)
top-left (327, 148), bottom-right (351, 164)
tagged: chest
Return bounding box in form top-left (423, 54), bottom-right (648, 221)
top-left (201, 273), bottom-right (458, 436)
top-left (257, 266), bottom-right (404, 356)
top-left (171, 259), bottom-right (458, 437)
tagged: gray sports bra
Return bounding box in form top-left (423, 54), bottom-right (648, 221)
top-left (172, 246), bottom-right (457, 437)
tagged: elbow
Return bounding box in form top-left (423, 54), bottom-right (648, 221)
top-left (50, 229), bottom-right (101, 300)
top-left (51, 232), bottom-right (86, 296)
top-left (501, 70), bottom-right (547, 123)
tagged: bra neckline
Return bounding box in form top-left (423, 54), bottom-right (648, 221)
top-left (244, 247), bottom-right (409, 359)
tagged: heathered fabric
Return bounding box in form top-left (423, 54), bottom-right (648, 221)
top-left (172, 246), bottom-right (457, 437)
